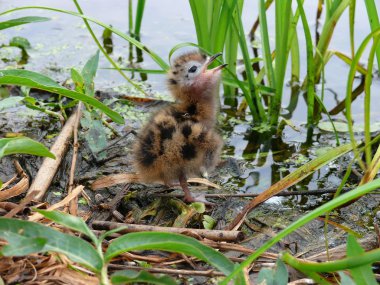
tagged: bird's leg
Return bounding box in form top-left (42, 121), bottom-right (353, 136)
top-left (178, 173), bottom-right (194, 202)
top-left (178, 173), bottom-right (214, 205)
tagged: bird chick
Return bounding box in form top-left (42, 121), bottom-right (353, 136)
top-left (133, 51), bottom-right (227, 203)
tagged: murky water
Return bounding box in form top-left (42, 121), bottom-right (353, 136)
top-left (1, 1), bottom-right (379, 203)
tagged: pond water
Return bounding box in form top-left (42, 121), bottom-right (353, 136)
top-left (1, 1), bottom-right (379, 203)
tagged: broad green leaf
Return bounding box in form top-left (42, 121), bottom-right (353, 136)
top-left (339, 272), bottom-right (356, 285)
top-left (203, 214), bottom-right (216, 229)
top-left (81, 51), bottom-right (99, 96)
top-left (81, 110), bottom-right (107, 159)
top-left (257, 268), bottom-right (274, 285)
top-left (0, 96), bottom-right (24, 111)
top-left (102, 27), bottom-right (112, 39)
top-left (257, 259), bottom-right (288, 285)
top-left (0, 218), bottom-right (102, 272)
top-left (346, 235), bottom-right (377, 285)
top-left (105, 232), bottom-right (235, 275)
top-left (0, 137), bottom-right (55, 159)
top-left (1, 231), bottom-right (46, 256)
top-left (9, 36), bottom-right (31, 50)
top-left (35, 209), bottom-right (98, 244)
top-left (111, 270), bottom-right (177, 285)
top-left (0, 69), bottom-right (124, 124)
top-left (273, 259), bottom-right (288, 285)
top-left (0, 16), bottom-right (49, 31)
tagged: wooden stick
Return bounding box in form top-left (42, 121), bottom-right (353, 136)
top-left (68, 103), bottom-right (83, 215)
top-left (92, 220), bottom-right (244, 242)
top-left (27, 113), bottom-right (76, 200)
top-left (4, 191), bottom-right (38, 218)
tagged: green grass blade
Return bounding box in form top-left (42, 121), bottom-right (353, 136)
top-left (297, 0), bottom-right (315, 126)
top-left (209, 0), bottom-right (222, 51)
top-left (346, 29), bottom-right (380, 170)
top-left (270, 0), bottom-right (292, 125)
top-left (0, 16), bottom-right (49, 30)
top-left (364, 0), bottom-right (380, 69)
top-left (259, 0), bottom-right (275, 88)
top-left (290, 31), bottom-right (300, 84)
top-left (313, 0), bottom-right (350, 83)
top-left (230, 1), bottom-right (266, 122)
top-left (282, 245), bottom-right (380, 281)
top-left (189, 0), bottom-right (208, 48)
top-left (128, 0), bottom-right (133, 36)
top-left (363, 37), bottom-right (379, 166)
top-left (0, 69), bottom-right (124, 124)
top-left (134, 0), bottom-right (146, 38)
top-left (211, 0), bottom-right (233, 52)
top-left (223, 0), bottom-right (242, 97)
top-left (349, 0), bottom-right (356, 58)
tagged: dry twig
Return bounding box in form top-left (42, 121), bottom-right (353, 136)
top-left (29, 185), bottom-right (84, 222)
top-left (0, 161), bottom-right (29, 202)
top-left (68, 103), bottom-right (83, 215)
top-left (27, 113), bottom-right (76, 200)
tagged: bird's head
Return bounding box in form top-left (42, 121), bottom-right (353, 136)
top-left (167, 51), bottom-right (227, 101)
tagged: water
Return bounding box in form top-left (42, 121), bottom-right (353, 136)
top-left (0, 0), bottom-right (379, 201)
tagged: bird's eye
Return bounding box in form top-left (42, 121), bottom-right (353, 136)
top-left (188, 65), bottom-right (197, 73)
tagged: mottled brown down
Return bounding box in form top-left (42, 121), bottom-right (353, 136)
top-left (133, 51), bottom-right (226, 203)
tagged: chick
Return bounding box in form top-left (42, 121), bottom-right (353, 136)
top-left (133, 51), bottom-right (227, 203)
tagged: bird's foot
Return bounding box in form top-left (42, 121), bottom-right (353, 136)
top-left (184, 193), bottom-right (215, 206)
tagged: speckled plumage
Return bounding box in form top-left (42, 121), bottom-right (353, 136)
top-left (133, 51), bottom-right (226, 203)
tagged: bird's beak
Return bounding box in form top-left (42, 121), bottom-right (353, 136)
top-left (203, 52), bottom-right (228, 73)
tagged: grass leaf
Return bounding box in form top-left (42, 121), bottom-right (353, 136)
top-left (0, 16), bottom-right (49, 31)
top-left (346, 235), bottom-right (377, 285)
top-left (0, 69), bottom-right (124, 124)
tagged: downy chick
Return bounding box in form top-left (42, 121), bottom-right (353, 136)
top-left (133, 51), bottom-right (227, 203)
